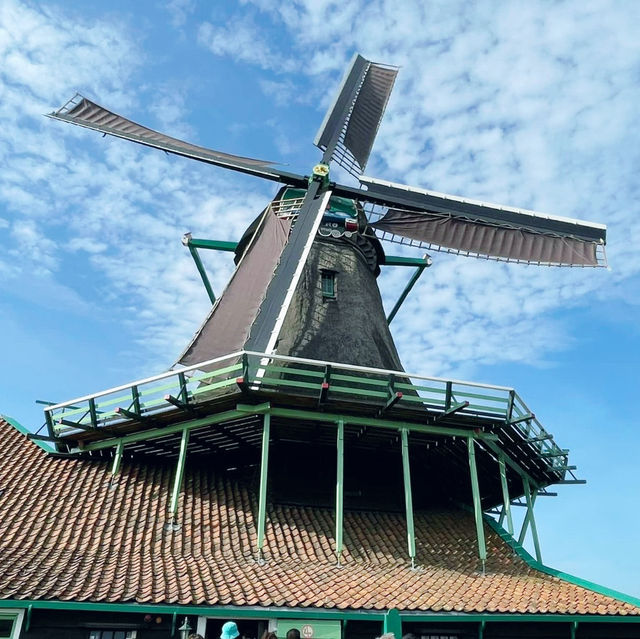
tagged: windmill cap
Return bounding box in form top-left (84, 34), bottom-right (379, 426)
top-left (221, 621), bottom-right (240, 639)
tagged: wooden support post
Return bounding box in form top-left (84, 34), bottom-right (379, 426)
top-left (467, 437), bottom-right (487, 569)
top-left (335, 419), bottom-right (344, 565)
top-left (178, 371), bottom-right (188, 404)
top-left (256, 412), bottom-right (271, 560)
top-left (110, 440), bottom-right (124, 483)
top-left (383, 608), bottom-right (402, 639)
top-left (523, 477), bottom-right (542, 562)
top-left (131, 384), bottom-right (141, 415)
top-left (400, 428), bottom-right (417, 568)
top-left (168, 428), bottom-right (189, 524)
top-left (498, 454), bottom-right (514, 536)
top-left (88, 397), bottom-right (98, 429)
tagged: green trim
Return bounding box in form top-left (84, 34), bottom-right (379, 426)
top-left (484, 515), bottom-right (640, 609)
top-left (237, 404), bottom-right (499, 442)
top-left (0, 599), bottom-right (637, 623)
top-left (0, 415), bottom-right (53, 452)
top-left (0, 600), bottom-right (384, 621)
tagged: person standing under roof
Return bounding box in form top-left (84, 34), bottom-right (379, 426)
top-left (286, 628), bottom-right (300, 639)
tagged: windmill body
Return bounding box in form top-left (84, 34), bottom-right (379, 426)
top-left (8, 53), bottom-right (638, 639)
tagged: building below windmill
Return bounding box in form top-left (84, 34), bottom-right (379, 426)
top-left (1, 342), bottom-right (640, 638)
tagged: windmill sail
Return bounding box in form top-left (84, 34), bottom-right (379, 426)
top-left (178, 205), bottom-right (291, 366)
top-left (357, 177), bottom-right (607, 267)
top-left (315, 54), bottom-right (398, 177)
top-left (47, 94), bottom-right (304, 184)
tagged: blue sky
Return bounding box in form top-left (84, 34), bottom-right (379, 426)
top-left (1, 0), bottom-right (639, 596)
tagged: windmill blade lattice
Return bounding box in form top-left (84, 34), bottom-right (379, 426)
top-left (335, 177), bottom-right (607, 268)
top-left (315, 54), bottom-right (398, 178)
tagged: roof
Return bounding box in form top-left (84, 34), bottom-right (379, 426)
top-left (0, 417), bottom-right (637, 615)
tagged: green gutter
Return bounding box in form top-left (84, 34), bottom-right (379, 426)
top-left (484, 515), bottom-right (640, 609)
top-left (1, 415), bottom-right (53, 452)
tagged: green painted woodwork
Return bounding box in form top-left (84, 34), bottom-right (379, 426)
top-left (387, 265), bottom-right (426, 325)
top-left (82, 409), bottom-right (247, 451)
top-left (384, 255), bottom-right (431, 267)
top-left (467, 437), bottom-right (487, 565)
top-left (484, 515), bottom-right (640, 609)
top-left (186, 238), bottom-right (238, 252)
top-left (168, 428), bottom-right (190, 521)
top-left (187, 243), bottom-right (217, 304)
top-left (0, 598), bottom-right (639, 624)
top-left (400, 429), bottom-right (416, 565)
top-left (237, 404), bottom-right (500, 441)
top-left (498, 455), bottom-right (514, 536)
top-left (335, 419), bottom-right (344, 563)
top-left (256, 413), bottom-right (271, 556)
top-left (523, 478), bottom-right (542, 562)
top-left (111, 440), bottom-right (124, 479)
top-left (383, 608), bottom-right (402, 638)
top-left (0, 414), bottom-right (53, 452)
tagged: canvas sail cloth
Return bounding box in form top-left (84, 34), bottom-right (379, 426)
top-left (178, 209), bottom-right (291, 366)
top-left (371, 209), bottom-right (602, 266)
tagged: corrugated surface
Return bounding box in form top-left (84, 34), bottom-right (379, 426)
top-left (0, 418), bottom-right (637, 614)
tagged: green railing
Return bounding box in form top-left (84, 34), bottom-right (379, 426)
top-left (44, 350), bottom-right (568, 472)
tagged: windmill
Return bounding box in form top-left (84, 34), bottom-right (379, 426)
top-left (47, 53), bottom-right (607, 375)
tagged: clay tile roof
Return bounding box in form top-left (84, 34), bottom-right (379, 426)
top-left (0, 417), bottom-right (638, 615)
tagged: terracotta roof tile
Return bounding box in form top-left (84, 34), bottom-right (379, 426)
top-left (0, 418), bottom-right (638, 615)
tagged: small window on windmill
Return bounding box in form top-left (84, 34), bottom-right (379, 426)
top-left (321, 270), bottom-right (337, 300)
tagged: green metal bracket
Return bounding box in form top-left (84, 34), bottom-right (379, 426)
top-left (256, 412), bottom-right (271, 559)
top-left (400, 428), bottom-right (417, 568)
top-left (445, 380), bottom-right (453, 411)
top-left (171, 611), bottom-right (177, 637)
top-left (478, 619), bottom-right (486, 639)
top-left (386, 255), bottom-right (431, 324)
top-left (498, 454), bottom-right (514, 536)
top-left (467, 437), bottom-right (487, 569)
top-left (168, 428), bottom-right (190, 524)
top-left (506, 390), bottom-right (515, 422)
top-left (178, 372), bottom-right (188, 404)
top-left (25, 604), bottom-right (32, 632)
top-left (335, 419), bottom-right (344, 565)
